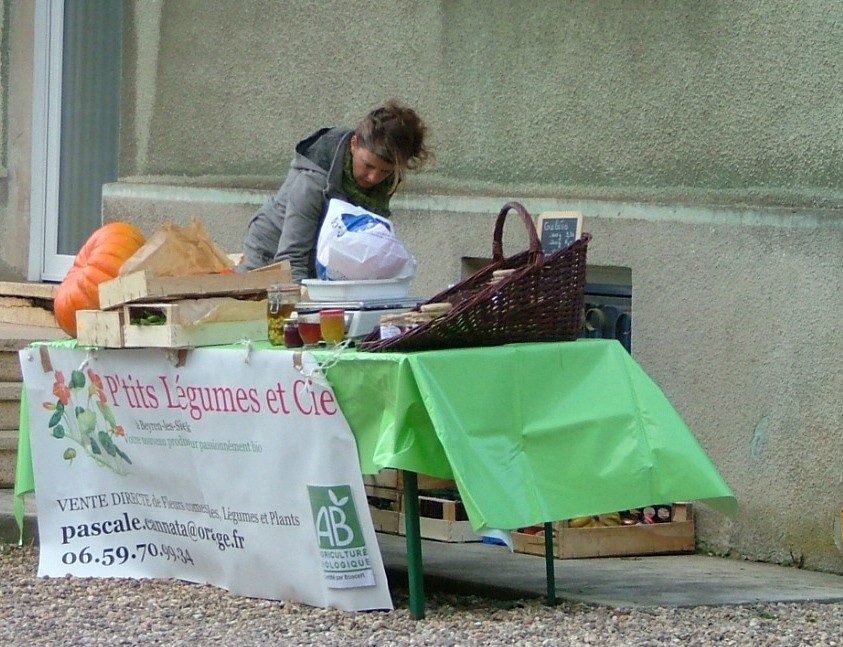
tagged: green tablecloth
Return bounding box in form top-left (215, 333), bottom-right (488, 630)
top-left (15, 338), bottom-right (736, 537)
top-left (324, 339), bottom-right (736, 532)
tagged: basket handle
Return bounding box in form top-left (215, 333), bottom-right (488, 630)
top-left (492, 202), bottom-right (543, 263)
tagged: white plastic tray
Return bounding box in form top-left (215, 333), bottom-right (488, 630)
top-left (302, 278), bottom-right (412, 301)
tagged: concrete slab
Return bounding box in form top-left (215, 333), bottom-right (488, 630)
top-left (4, 489), bottom-right (843, 608)
top-left (377, 533), bottom-right (843, 607)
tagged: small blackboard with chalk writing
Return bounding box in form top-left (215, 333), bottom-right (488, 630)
top-left (536, 211), bottom-right (583, 254)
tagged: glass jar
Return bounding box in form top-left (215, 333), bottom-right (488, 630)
top-left (267, 283), bottom-right (300, 346)
top-left (319, 309), bottom-right (346, 345)
top-left (283, 314), bottom-right (304, 348)
top-left (296, 310), bottom-right (322, 347)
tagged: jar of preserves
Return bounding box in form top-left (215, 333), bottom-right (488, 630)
top-left (297, 310), bottom-right (322, 347)
top-left (283, 314), bottom-right (304, 348)
top-left (267, 283), bottom-right (300, 346)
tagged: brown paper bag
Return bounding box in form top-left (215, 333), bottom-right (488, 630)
top-left (119, 217), bottom-right (234, 277)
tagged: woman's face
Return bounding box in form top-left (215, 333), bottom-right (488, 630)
top-left (350, 135), bottom-right (396, 189)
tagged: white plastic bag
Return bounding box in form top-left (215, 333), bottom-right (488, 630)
top-left (315, 199), bottom-right (417, 280)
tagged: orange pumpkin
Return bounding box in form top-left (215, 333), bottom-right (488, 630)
top-left (54, 222), bottom-right (146, 337)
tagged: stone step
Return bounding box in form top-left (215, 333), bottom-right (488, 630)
top-left (0, 324), bottom-right (68, 349)
top-left (0, 281), bottom-right (58, 330)
top-left (0, 381), bottom-right (22, 488)
top-left (0, 281), bottom-right (57, 300)
top-left (0, 348), bottom-right (25, 491)
top-left (0, 428), bottom-right (18, 488)
top-left (0, 382), bottom-right (22, 431)
top-left (0, 349), bottom-right (22, 382)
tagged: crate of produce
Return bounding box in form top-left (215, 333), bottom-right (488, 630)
top-left (512, 503), bottom-right (695, 559)
top-left (511, 524), bottom-right (555, 557)
top-left (121, 297), bottom-right (267, 348)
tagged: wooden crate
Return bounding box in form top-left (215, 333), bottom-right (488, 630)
top-left (123, 297), bottom-right (266, 326)
top-left (511, 525), bottom-right (554, 557)
top-left (363, 471), bottom-right (471, 542)
top-left (98, 261), bottom-right (291, 309)
top-left (398, 495), bottom-right (481, 543)
top-left (121, 299), bottom-right (267, 348)
top-left (369, 506), bottom-right (401, 535)
top-left (512, 503), bottom-right (696, 559)
top-left (398, 514), bottom-right (481, 543)
top-left (364, 484), bottom-right (401, 501)
top-left (363, 468), bottom-right (456, 493)
top-left (363, 469), bottom-right (400, 490)
top-left (76, 309), bottom-right (125, 347)
top-left (367, 487), bottom-right (402, 535)
top-left (76, 299), bottom-right (267, 348)
top-left (123, 319), bottom-right (266, 348)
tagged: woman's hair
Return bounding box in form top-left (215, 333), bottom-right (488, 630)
top-left (355, 100), bottom-right (430, 186)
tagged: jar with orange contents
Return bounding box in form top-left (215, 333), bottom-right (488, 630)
top-left (319, 309), bottom-right (346, 346)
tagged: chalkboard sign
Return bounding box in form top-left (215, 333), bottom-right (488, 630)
top-left (536, 211), bottom-right (583, 254)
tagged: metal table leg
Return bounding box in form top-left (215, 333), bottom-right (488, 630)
top-left (544, 521), bottom-right (557, 605)
top-left (402, 470), bottom-right (425, 619)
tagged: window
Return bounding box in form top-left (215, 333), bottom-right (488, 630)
top-left (30, 0), bottom-right (121, 281)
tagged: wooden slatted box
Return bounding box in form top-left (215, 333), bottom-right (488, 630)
top-left (512, 503), bottom-right (695, 559)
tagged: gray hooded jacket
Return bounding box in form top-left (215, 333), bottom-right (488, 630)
top-left (240, 127), bottom-right (354, 282)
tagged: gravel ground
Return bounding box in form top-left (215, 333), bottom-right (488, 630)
top-left (1, 545), bottom-right (841, 646)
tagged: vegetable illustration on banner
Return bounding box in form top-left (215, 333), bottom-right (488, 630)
top-left (308, 485), bottom-right (376, 589)
top-left (43, 367), bottom-right (132, 474)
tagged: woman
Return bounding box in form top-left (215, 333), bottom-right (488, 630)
top-left (239, 100), bottom-right (430, 282)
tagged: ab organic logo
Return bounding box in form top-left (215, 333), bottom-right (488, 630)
top-left (307, 485), bottom-right (375, 589)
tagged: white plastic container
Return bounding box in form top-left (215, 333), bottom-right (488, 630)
top-left (302, 278), bottom-right (412, 302)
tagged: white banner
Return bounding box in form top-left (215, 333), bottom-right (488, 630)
top-left (19, 344), bottom-right (392, 612)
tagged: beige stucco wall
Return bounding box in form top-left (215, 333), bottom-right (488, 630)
top-left (5, 1), bottom-right (843, 571)
top-left (121, 1), bottom-right (843, 210)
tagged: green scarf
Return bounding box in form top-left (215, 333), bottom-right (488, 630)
top-left (341, 148), bottom-right (392, 217)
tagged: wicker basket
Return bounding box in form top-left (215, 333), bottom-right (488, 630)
top-left (358, 201), bottom-right (590, 352)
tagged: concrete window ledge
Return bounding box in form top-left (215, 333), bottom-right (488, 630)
top-left (102, 181), bottom-right (273, 254)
